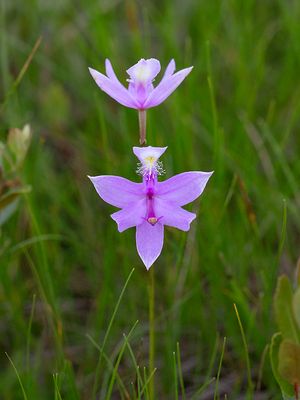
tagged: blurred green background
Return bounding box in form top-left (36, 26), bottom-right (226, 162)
top-left (1, 0), bottom-right (300, 398)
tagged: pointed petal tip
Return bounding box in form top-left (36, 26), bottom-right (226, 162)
top-left (87, 175), bottom-right (95, 182)
top-left (136, 222), bottom-right (163, 270)
top-left (88, 67), bottom-right (100, 79)
top-left (141, 254), bottom-right (156, 270)
top-left (145, 262), bottom-right (153, 271)
top-left (87, 175), bottom-right (99, 182)
top-left (184, 65), bottom-right (193, 74)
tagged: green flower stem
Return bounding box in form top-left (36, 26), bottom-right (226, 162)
top-left (148, 266), bottom-right (155, 400)
top-left (138, 109), bottom-right (147, 145)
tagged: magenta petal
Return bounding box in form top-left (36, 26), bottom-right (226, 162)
top-left (88, 67), bottom-right (138, 109)
top-left (136, 221), bottom-right (164, 270)
top-left (155, 198), bottom-right (196, 231)
top-left (157, 171), bottom-right (213, 206)
top-left (111, 199), bottom-right (146, 232)
top-left (88, 175), bottom-right (143, 208)
top-left (143, 66), bottom-right (193, 108)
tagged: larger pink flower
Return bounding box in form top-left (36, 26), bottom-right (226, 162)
top-left (88, 58), bottom-right (193, 110)
top-left (89, 147), bottom-right (212, 270)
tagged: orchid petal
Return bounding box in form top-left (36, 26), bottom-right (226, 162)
top-left (88, 175), bottom-right (143, 208)
top-left (127, 58), bottom-right (161, 82)
top-left (105, 59), bottom-right (119, 80)
top-left (136, 221), bottom-right (164, 269)
top-left (111, 199), bottom-right (146, 232)
top-left (88, 67), bottom-right (138, 109)
top-left (157, 171), bottom-right (213, 206)
top-left (155, 198), bottom-right (196, 231)
top-left (143, 66), bottom-right (193, 108)
top-left (133, 146), bottom-right (167, 163)
top-left (163, 59), bottom-right (176, 78)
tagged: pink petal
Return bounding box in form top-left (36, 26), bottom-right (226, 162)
top-left (155, 198), bottom-right (196, 231)
top-left (88, 175), bottom-right (143, 208)
top-left (157, 171), bottom-right (213, 206)
top-left (163, 59), bottom-right (176, 78)
top-left (143, 66), bottom-right (193, 108)
top-left (88, 67), bottom-right (138, 109)
top-left (133, 146), bottom-right (167, 163)
top-left (126, 58), bottom-right (161, 82)
top-left (111, 199), bottom-right (146, 232)
top-left (105, 59), bottom-right (119, 80)
top-left (136, 221), bottom-right (164, 270)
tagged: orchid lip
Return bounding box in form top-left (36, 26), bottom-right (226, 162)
top-left (144, 216), bottom-right (163, 226)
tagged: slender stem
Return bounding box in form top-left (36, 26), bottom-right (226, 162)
top-left (148, 266), bottom-right (155, 400)
top-left (138, 110), bottom-right (147, 145)
top-left (233, 303), bottom-right (254, 398)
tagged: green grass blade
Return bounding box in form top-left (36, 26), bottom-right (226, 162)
top-left (214, 337), bottom-right (226, 400)
top-left (173, 350), bottom-right (179, 400)
top-left (87, 334), bottom-right (128, 399)
top-left (5, 352), bottom-right (28, 400)
top-left (0, 36), bottom-right (42, 113)
top-left (234, 303), bottom-right (254, 398)
top-left (190, 377), bottom-right (216, 400)
top-left (92, 267), bottom-right (135, 399)
top-left (53, 373), bottom-right (63, 400)
top-left (140, 367), bottom-right (157, 399)
top-left (105, 320), bottom-right (139, 400)
top-left (176, 342), bottom-right (186, 400)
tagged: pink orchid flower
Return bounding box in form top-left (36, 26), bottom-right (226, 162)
top-left (89, 147), bottom-right (213, 270)
top-left (88, 59), bottom-right (193, 144)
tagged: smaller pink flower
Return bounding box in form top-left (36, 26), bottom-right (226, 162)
top-left (88, 58), bottom-right (193, 110)
top-left (89, 146), bottom-right (212, 270)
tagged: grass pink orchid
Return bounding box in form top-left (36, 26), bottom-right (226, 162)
top-left (88, 59), bottom-right (193, 144)
top-left (89, 146), bottom-right (213, 270)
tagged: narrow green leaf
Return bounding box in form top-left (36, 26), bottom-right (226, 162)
top-left (92, 268), bottom-right (135, 399)
top-left (274, 275), bottom-right (300, 343)
top-left (5, 352), bottom-right (28, 400)
top-left (176, 342), bottom-right (186, 400)
top-left (214, 337), bottom-right (226, 400)
top-left (233, 304), bottom-right (254, 396)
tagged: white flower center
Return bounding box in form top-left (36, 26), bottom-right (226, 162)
top-left (144, 155), bottom-right (156, 169)
top-left (136, 153), bottom-right (165, 177)
top-left (134, 65), bottom-right (152, 83)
